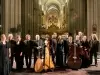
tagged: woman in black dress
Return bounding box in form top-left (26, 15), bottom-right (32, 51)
top-left (0, 34), bottom-right (10, 75)
top-left (81, 35), bottom-right (90, 68)
top-left (56, 35), bottom-right (64, 67)
top-left (8, 34), bottom-right (16, 70)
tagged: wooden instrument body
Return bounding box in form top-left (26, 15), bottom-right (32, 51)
top-left (67, 44), bottom-right (82, 69)
top-left (81, 41), bottom-right (90, 59)
top-left (81, 47), bottom-right (90, 59)
top-left (34, 58), bottom-right (43, 72)
top-left (67, 57), bottom-right (82, 69)
top-left (34, 49), bottom-right (43, 72)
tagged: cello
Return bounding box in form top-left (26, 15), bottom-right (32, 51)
top-left (67, 33), bottom-right (82, 69)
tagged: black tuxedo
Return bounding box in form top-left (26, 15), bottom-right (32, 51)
top-left (51, 38), bottom-right (57, 64)
top-left (30, 40), bottom-right (38, 66)
top-left (24, 40), bottom-right (35, 68)
top-left (63, 39), bottom-right (69, 65)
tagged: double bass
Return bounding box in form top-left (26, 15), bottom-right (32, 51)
top-left (67, 34), bottom-right (82, 69)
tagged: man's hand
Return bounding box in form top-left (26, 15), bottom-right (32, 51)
top-left (37, 46), bottom-right (42, 49)
top-left (9, 48), bottom-right (11, 58)
top-left (80, 46), bottom-right (83, 48)
top-left (20, 52), bottom-right (22, 56)
top-left (39, 46), bottom-right (42, 49)
top-left (9, 54), bottom-right (11, 58)
top-left (37, 47), bottom-right (40, 49)
top-left (53, 50), bottom-right (55, 54)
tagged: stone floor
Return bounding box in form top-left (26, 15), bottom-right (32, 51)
top-left (10, 57), bottom-right (100, 75)
top-left (10, 70), bottom-right (88, 75)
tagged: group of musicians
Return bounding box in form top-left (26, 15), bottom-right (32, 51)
top-left (0, 31), bottom-right (99, 74)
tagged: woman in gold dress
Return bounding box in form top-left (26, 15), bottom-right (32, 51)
top-left (43, 35), bottom-right (55, 71)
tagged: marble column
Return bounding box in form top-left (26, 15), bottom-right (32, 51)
top-left (4, 0), bottom-right (10, 35)
top-left (97, 0), bottom-right (100, 40)
top-left (87, 0), bottom-right (98, 40)
top-left (21, 0), bottom-right (41, 39)
top-left (68, 0), bottom-right (87, 34)
top-left (2, 0), bottom-right (21, 35)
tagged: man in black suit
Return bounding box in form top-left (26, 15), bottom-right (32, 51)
top-left (63, 33), bottom-right (69, 66)
top-left (24, 34), bottom-right (37, 69)
top-left (34, 34), bottom-right (44, 59)
top-left (51, 33), bottom-right (57, 64)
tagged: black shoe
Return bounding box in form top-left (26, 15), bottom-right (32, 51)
top-left (95, 64), bottom-right (98, 67)
top-left (50, 69), bottom-right (54, 72)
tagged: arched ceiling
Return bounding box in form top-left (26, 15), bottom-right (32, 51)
top-left (39, 0), bottom-right (69, 13)
top-left (47, 3), bottom-right (60, 13)
top-left (41, 0), bottom-right (66, 5)
top-left (44, 0), bottom-right (61, 12)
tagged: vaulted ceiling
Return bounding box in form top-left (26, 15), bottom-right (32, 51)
top-left (39, 0), bottom-right (69, 13)
top-left (38, 0), bottom-right (69, 30)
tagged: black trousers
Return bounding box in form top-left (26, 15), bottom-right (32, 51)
top-left (81, 55), bottom-right (90, 68)
top-left (50, 53), bottom-right (55, 65)
top-left (25, 54), bottom-right (32, 68)
top-left (15, 56), bottom-right (23, 70)
top-left (64, 53), bottom-right (68, 65)
top-left (10, 54), bottom-right (14, 67)
top-left (56, 52), bottom-right (63, 67)
top-left (90, 51), bottom-right (97, 65)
